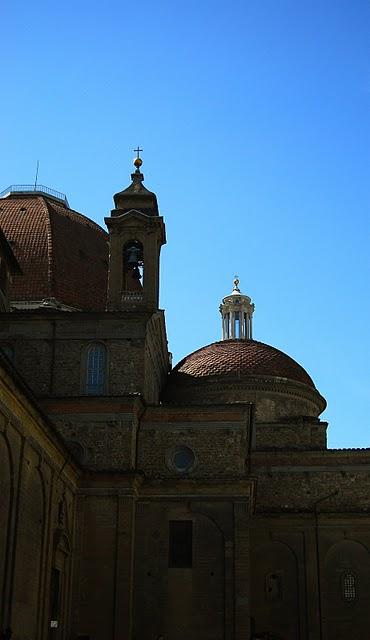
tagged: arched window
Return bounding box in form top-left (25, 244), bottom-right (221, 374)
top-left (123, 240), bottom-right (144, 292)
top-left (85, 343), bottom-right (107, 395)
top-left (342, 571), bottom-right (356, 601)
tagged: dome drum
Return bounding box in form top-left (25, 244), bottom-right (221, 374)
top-left (163, 374), bottom-right (326, 419)
top-left (163, 339), bottom-right (326, 419)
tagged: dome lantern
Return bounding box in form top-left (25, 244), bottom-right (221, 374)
top-left (220, 277), bottom-right (254, 340)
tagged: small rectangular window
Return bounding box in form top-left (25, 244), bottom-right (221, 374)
top-left (342, 572), bottom-right (356, 601)
top-left (169, 520), bottom-right (193, 568)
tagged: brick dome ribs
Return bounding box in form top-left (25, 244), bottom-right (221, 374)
top-left (162, 339), bottom-right (326, 416)
top-left (0, 195), bottom-right (108, 311)
top-left (172, 339), bottom-right (315, 387)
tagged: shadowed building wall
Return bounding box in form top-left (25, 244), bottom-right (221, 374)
top-left (0, 170), bottom-right (370, 640)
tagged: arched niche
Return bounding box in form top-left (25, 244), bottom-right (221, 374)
top-left (251, 541), bottom-right (299, 640)
top-left (324, 539), bottom-right (370, 640)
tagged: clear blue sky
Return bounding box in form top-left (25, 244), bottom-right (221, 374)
top-left (1, 0), bottom-right (370, 448)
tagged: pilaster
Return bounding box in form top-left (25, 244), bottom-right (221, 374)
top-left (114, 496), bottom-right (136, 640)
top-left (234, 502), bottom-right (251, 640)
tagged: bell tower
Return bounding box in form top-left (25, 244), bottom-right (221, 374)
top-left (105, 152), bottom-right (166, 311)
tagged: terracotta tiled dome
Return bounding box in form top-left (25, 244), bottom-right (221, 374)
top-left (0, 194), bottom-right (108, 311)
top-left (170, 339), bottom-right (315, 388)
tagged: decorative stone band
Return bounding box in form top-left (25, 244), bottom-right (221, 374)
top-left (10, 298), bottom-right (81, 312)
top-left (162, 375), bottom-right (327, 418)
top-left (121, 291), bottom-right (144, 303)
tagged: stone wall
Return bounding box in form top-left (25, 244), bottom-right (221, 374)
top-left (255, 417), bottom-right (327, 450)
top-left (133, 501), bottom-right (226, 640)
top-left (138, 406), bottom-right (252, 479)
top-left (250, 448), bottom-right (370, 639)
top-left (0, 354), bottom-right (78, 640)
top-left (71, 474), bottom-right (254, 640)
top-left (0, 310), bottom-right (169, 403)
top-left (253, 450), bottom-right (370, 513)
top-left (0, 309), bottom-right (170, 476)
top-left (250, 515), bottom-right (370, 640)
top-left (46, 399), bottom-right (142, 472)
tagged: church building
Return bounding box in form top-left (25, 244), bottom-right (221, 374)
top-left (0, 157), bottom-right (369, 640)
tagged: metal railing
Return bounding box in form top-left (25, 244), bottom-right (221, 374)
top-left (0, 184), bottom-right (69, 206)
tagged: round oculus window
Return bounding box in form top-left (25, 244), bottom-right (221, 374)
top-left (171, 446), bottom-right (195, 473)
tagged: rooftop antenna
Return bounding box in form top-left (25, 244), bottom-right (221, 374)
top-left (34, 160), bottom-right (39, 190)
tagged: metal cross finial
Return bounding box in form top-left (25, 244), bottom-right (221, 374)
top-left (233, 274), bottom-right (240, 290)
top-left (134, 146), bottom-right (143, 159)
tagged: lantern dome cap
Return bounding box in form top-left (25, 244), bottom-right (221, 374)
top-left (220, 276), bottom-right (254, 340)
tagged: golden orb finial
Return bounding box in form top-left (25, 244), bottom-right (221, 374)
top-left (233, 275), bottom-right (240, 291)
top-left (133, 146), bottom-right (143, 170)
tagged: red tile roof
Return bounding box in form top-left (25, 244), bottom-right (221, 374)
top-left (170, 339), bottom-right (315, 388)
top-left (0, 195), bottom-right (108, 311)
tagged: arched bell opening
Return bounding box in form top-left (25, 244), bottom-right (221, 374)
top-left (123, 240), bottom-right (144, 292)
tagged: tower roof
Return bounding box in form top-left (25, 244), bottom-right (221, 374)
top-left (112, 156), bottom-right (159, 216)
top-left (0, 192), bottom-right (108, 311)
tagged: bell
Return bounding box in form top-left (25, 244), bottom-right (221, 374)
top-left (131, 266), bottom-right (141, 280)
top-left (126, 249), bottom-right (138, 267)
top-left (126, 244), bottom-right (142, 267)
